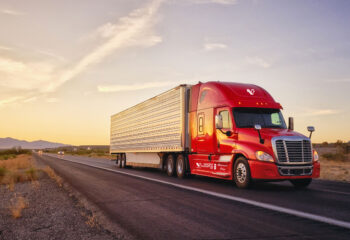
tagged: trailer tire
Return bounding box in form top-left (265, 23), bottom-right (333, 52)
top-left (176, 154), bottom-right (186, 178)
top-left (166, 154), bottom-right (176, 177)
top-left (234, 157), bottom-right (252, 189)
top-left (290, 178), bottom-right (312, 189)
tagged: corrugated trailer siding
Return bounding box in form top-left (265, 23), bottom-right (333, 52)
top-left (110, 86), bottom-right (188, 153)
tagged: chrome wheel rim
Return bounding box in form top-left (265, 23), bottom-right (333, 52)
top-left (177, 158), bottom-right (183, 175)
top-left (236, 163), bottom-right (247, 183)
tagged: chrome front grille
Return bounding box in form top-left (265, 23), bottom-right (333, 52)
top-left (273, 137), bottom-right (313, 164)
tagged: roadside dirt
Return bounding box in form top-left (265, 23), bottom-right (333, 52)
top-left (319, 159), bottom-right (350, 182)
top-left (315, 146), bottom-right (350, 183)
top-left (0, 157), bottom-right (118, 240)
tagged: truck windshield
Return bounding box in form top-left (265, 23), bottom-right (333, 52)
top-left (233, 108), bottom-right (287, 129)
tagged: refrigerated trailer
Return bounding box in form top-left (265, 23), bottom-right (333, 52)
top-left (110, 82), bottom-right (320, 188)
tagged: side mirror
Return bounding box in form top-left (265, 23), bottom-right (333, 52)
top-left (307, 126), bottom-right (315, 139)
top-left (307, 126), bottom-right (315, 132)
top-left (288, 117), bottom-right (294, 130)
top-left (254, 124), bottom-right (264, 144)
top-left (215, 114), bottom-right (223, 129)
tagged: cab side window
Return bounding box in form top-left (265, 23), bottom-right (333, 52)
top-left (271, 112), bottom-right (282, 126)
top-left (219, 110), bottom-right (232, 129)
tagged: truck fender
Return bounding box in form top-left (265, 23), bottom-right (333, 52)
top-left (232, 151), bottom-right (250, 163)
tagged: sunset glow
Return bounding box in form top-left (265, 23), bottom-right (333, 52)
top-left (0, 0), bottom-right (349, 145)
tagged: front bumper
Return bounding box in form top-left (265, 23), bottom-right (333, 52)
top-left (248, 160), bottom-right (320, 180)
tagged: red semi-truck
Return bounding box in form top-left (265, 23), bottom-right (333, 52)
top-left (110, 82), bottom-right (320, 188)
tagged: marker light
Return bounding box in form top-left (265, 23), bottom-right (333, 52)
top-left (313, 150), bottom-right (319, 162)
top-left (256, 151), bottom-right (274, 162)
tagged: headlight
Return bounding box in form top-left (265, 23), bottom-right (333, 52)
top-left (255, 151), bottom-right (274, 162)
top-left (313, 150), bottom-right (319, 162)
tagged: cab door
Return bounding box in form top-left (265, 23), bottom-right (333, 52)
top-left (191, 108), bottom-right (215, 175)
top-left (215, 107), bottom-right (236, 154)
top-left (212, 107), bottom-right (236, 178)
top-left (195, 108), bottom-right (215, 154)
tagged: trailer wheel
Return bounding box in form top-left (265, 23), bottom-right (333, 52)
top-left (290, 178), bottom-right (312, 189)
top-left (166, 154), bottom-right (176, 177)
top-left (233, 157), bottom-right (252, 189)
top-left (176, 154), bottom-right (186, 178)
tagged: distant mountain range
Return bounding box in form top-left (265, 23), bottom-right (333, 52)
top-left (0, 137), bottom-right (68, 149)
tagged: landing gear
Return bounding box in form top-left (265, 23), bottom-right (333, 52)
top-left (117, 153), bottom-right (126, 168)
top-left (234, 157), bottom-right (252, 189)
top-left (290, 178), bottom-right (312, 189)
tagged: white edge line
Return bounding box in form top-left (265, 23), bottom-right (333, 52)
top-left (42, 154), bottom-right (350, 230)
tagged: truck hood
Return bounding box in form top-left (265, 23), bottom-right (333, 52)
top-left (237, 128), bottom-right (309, 156)
top-left (238, 128), bottom-right (307, 141)
top-left (259, 128), bottom-right (306, 139)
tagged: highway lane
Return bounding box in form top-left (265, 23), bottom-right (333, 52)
top-left (35, 153), bottom-right (350, 240)
top-left (43, 153), bottom-right (350, 222)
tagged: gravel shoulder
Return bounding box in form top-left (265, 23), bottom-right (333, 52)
top-left (0, 163), bottom-right (118, 240)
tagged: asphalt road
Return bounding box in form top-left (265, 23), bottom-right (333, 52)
top-left (34, 153), bottom-right (350, 240)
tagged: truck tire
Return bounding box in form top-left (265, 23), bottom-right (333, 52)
top-left (234, 157), bottom-right (252, 189)
top-left (176, 154), bottom-right (186, 178)
top-left (166, 154), bottom-right (176, 177)
top-left (290, 178), bottom-right (312, 188)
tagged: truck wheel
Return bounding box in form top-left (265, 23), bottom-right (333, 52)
top-left (176, 154), bottom-right (186, 178)
top-left (234, 157), bottom-right (252, 189)
top-left (166, 154), bottom-right (176, 177)
top-left (290, 178), bottom-right (312, 189)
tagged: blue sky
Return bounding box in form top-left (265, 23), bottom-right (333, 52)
top-left (0, 0), bottom-right (349, 144)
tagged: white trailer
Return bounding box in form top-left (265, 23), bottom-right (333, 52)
top-left (110, 85), bottom-right (191, 169)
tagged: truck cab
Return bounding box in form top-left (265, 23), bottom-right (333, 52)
top-left (188, 82), bottom-right (320, 188)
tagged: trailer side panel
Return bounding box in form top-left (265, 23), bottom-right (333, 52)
top-left (110, 85), bottom-right (189, 153)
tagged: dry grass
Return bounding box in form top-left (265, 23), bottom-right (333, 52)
top-left (0, 155), bottom-right (38, 188)
top-left (315, 146), bottom-right (350, 182)
top-left (9, 195), bottom-right (28, 219)
top-left (320, 158), bottom-right (350, 182)
top-left (0, 154), bottom-right (32, 171)
top-left (85, 214), bottom-right (99, 228)
top-left (0, 154), bottom-right (39, 221)
top-left (74, 153), bottom-right (112, 160)
top-left (43, 166), bottom-right (63, 187)
top-left (31, 180), bottom-right (40, 190)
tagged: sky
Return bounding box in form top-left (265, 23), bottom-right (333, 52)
top-left (0, 0), bottom-right (349, 145)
